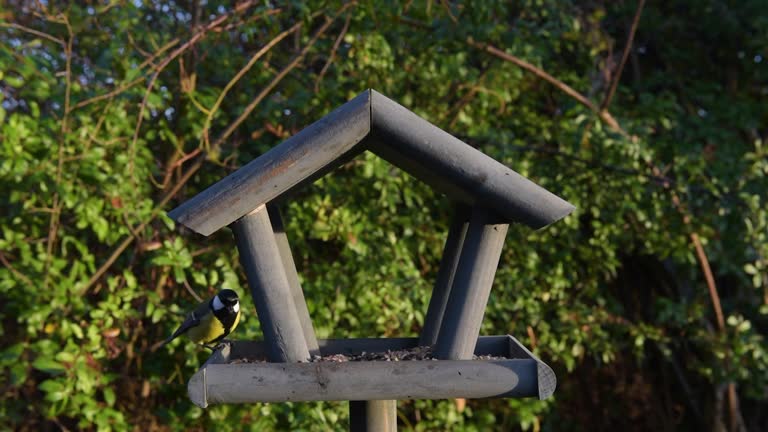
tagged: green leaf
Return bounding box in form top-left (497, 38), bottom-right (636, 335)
top-left (38, 379), bottom-right (65, 393)
top-left (55, 351), bottom-right (76, 363)
top-left (32, 358), bottom-right (67, 375)
top-left (103, 387), bottom-right (116, 407)
top-left (1, 343), bottom-right (24, 364)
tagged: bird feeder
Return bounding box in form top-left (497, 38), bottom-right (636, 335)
top-left (168, 89), bottom-right (574, 431)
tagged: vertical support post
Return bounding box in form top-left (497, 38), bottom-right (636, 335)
top-left (434, 207), bottom-right (508, 360)
top-left (350, 400), bottom-right (397, 432)
top-left (267, 204), bottom-right (321, 357)
top-left (420, 205), bottom-right (469, 346)
top-left (232, 205), bottom-right (310, 363)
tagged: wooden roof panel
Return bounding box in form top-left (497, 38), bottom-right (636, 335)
top-left (169, 89), bottom-right (575, 235)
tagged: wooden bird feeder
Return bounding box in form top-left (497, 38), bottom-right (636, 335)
top-left (168, 89), bottom-right (574, 431)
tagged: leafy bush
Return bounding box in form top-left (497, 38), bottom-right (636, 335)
top-left (1, 1), bottom-right (766, 430)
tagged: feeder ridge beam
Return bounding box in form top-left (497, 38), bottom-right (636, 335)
top-left (168, 89), bottom-right (574, 237)
top-left (168, 91), bottom-right (372, 236)
top-left (367, 90), bottom-right (574, 229)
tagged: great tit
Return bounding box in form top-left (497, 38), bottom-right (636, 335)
top-left (159, 289), bottom-right (241, 349)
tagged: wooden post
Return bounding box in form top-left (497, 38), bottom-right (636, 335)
top-left (434, 207), bottom-right (508, 360)
top-left (267, 204), bottom-right (320, 357)
top-left (350, 400), bottom-right (396, 432)
top-left (420, 205), bottom-right (469, 346)
top-left (232, 205), bottom-right (310, 363)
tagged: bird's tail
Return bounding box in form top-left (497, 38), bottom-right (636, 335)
top-left (150, 335), bottom-right (176, 352)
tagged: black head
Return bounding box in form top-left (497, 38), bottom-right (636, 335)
top-left (217, 289), bottom-right (239, 306)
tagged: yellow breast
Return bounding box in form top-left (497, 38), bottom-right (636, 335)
top-left (186, 309), bottom-right (241, 345)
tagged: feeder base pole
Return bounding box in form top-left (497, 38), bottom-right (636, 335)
top-left (350, 400), bottom-right (397, 432)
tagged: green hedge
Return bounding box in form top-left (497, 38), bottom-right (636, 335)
top-left (1, 1), bottom-right (766, 430)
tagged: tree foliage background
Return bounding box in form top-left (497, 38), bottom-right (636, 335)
top-left (1, 0), bottom-right (767, 430)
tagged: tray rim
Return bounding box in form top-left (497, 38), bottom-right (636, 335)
top-left (189, 335), bottom-right (555, 407)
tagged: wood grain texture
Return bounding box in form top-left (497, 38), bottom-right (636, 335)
top-left (434, 207), bottom-right (509, 360)
top-left (168, 90), bottom-right (371, 236)
top-left (420, 204), bottom-right (470, 346)
top-left (367, 89), bottom-right (574, 229)
top-left (508, 337), bottom-right (557, 399)
top-left (267, 204), bottom-right (320, 356)
top-left (232, 206), bottom-right (310, 362)
top-left (188, 336), bottom-right (556, 407)
top-left (190, 358), bottom-right (536, 406)
top-left (168, 89), bottom-right (575, 235)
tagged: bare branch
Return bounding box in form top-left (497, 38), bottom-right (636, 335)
top-left (203, 19), bottom-right (306, 148)
top-left (211, 3), bottom-right (356, 151)
top-left (73, 77), bottom-right (146, 110)
top-left (0, 22), bottom-right (64, 46)
top-left (138, 38), bottom-right (180, 70)
top-left (183, 279), bottom-right (204, 303)
top-left (690, 232), bottom-right (725, 329)
top-left (468, 38), bottom-right (629, 137)
top-left (0, 252), bottom-right (34, 287)
top-left (314, 12), bottom-right (352, 93)
top-left (44, 16), bottom-right (73, 288)
top-left (663, 169), bottom-right (744, 432)
top-left (601, 0), bottom-right (646, 110)
top-left (127, 0), bottom-right (259, 179)
top-left (81, 3), bottom-right (356, 294)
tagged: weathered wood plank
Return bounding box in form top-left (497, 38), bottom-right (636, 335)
top-left (420, 205), bottom-right (470, 346)
top-left (267, 204), bottom-right (320, 356)
top-left (189, 358), bottom-right (538, 406)
top-left (169, 90), bottom-right (372, 236)
top-left (367, 90), bottom-right (574, 229)
top-left (231, 206), bottom-right (310, 362)
top-left (169, 89), bottom-right (574, 235)
top-left (190, 336), bottom-right (555, 406)
top-left (508, 336), bottom-right (557, 399)
top-left (350, 400), bottom-right (397, 432)
top-left (434, 207), bottom-right (509, 360)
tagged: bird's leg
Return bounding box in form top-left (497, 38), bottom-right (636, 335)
top-left (215, 339), bottom-right (233, 350)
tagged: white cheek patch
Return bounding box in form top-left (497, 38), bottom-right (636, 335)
top-left (212, 295), bottom-right (225, 310)
top-left (233, 302), bottom-right (240, 313)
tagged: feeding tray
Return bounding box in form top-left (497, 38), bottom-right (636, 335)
top-left (188, 335), bottom-right (555, 408)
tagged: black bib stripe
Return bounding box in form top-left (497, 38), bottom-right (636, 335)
top-left (209, 300), bottom-right (239, 343)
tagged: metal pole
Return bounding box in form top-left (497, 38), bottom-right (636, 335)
top-left (350, 400), bottom-right (397, 432)
top-left (420, 205), bottom-right (469, 346)
top-left (232, 205), bottom-right (310, 363)
top-left (434, 207), bottom-right (508, 360)
top-left (267, 204), bottom-right (321, 357)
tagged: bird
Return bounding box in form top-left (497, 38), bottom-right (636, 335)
top-left (157, 289), bottom-right (241, 350)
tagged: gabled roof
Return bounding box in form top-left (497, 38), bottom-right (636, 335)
top-left (168, 89), bottom-right (575, 236)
